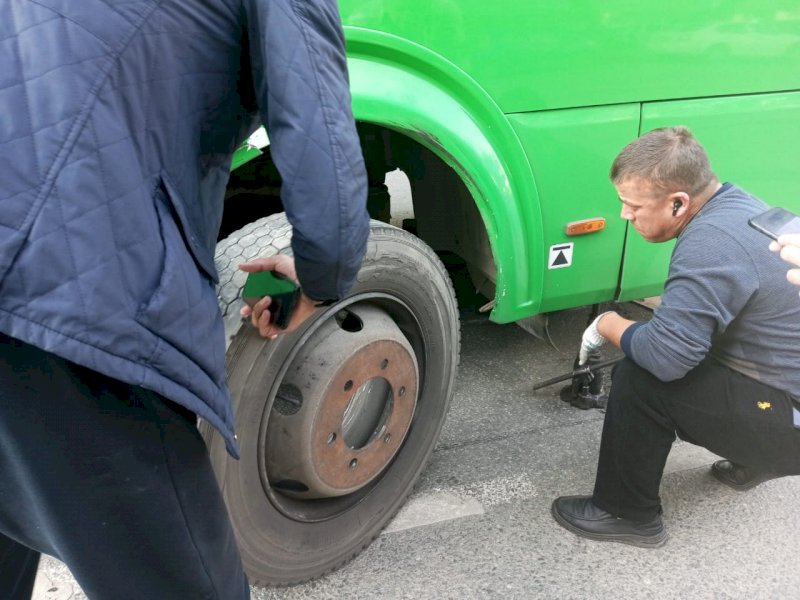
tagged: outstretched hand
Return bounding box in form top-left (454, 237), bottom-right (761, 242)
top-left (238, 255), bottom-right (321, 340)
top-left (770, 234), bottom-right (800, 287)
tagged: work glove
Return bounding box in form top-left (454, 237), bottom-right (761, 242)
top-left (579, 311), bottom-right (613, 365)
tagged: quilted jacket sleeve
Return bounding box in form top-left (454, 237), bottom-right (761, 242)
top-left (245, 0), bottom-right (369, 301)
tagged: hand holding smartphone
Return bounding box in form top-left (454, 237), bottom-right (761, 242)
top-left (750, 207), bottom-right (800, 291)
top-left (241, 270), bottom-right (300, 329)
top-left (748, 207), bottom-right (800, 241)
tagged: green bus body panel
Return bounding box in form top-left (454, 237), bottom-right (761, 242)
top-left (618, 91), bottom-right (800, 301)
top-left (339, 1), bottom-right (800, 114)
top-left (345, 29), bottom-right (544, 323)
top-left (507, 105), bottom-right (639, 312)
top-left (230, 3), bottom-right (800, 321)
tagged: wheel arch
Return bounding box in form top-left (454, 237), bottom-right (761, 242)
top-left (227, 30), bottom-right (546, 322)
top-left (346, 28), bottom-right (543, 322)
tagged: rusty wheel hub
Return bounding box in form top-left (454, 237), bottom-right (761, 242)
top-left (265, 304), bottom-right (418, 498)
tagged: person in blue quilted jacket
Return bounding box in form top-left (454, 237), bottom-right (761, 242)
top-left (0, 1), bottom-right (369, 598)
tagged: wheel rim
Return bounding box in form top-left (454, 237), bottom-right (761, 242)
top-left (257, 294), bottom-right (425, 523)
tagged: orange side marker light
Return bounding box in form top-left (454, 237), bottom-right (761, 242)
top-left (565, 218), bottom-right (606, 236)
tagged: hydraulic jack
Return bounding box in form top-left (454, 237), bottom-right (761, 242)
top-left (532, 355), bottom-right (620, 410)
top-left (532, 302), bottom-right (623, 409)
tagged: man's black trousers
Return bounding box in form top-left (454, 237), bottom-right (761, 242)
top-left (0, 334), bottom-right (249, 599)
top-left (592, 357), bottom-right (800, 522)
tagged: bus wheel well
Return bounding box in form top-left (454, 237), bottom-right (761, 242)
top-left (219, 123), bottom-right (496, 305)
top-left (359, 123), bottom-right (497, 306)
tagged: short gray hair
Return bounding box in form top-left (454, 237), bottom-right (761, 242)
top-left (610, 127), bottom-right (716, 196)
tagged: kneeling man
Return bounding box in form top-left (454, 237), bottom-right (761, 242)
top-left (552, 127), bottom-right (800, 547)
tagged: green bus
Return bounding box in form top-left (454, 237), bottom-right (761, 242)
top-left (204, 1), bottom-right (800, 585)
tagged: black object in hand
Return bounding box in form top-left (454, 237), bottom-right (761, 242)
top-left (242, 270), bottom-right (301, 329)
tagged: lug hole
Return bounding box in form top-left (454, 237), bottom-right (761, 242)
top-left (273, 383), bottom-right (303, 416)
top-left (344, 380), bottom-right (353, 392)
top-left (399, 386), bottom-right (406, 397)
top-left (380, 358), bottom-right (389, 370)
top-left (335, 310), bottom-right (364, 332)
top-left (327, 432), bottom-right (336, 445)
top-left (349, 459), bottom-right (358, 470)
top-left (272, 480), bottom-right (310, 493)
top-left (383, 433), bottom-right (391, 444)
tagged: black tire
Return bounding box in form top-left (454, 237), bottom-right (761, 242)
top-left (203, 213), bottom-right (460, 586)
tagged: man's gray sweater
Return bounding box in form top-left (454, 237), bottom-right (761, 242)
top-left (623, 183), bottom-right (800, 398)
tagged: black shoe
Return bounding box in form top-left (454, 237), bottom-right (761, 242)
top-left (711, 460), bottom-right (776, 492)
top-left (551, 495), bottom-right (667, 548)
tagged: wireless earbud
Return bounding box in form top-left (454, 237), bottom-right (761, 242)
top-left (672, 200), bottom-right (682, 216)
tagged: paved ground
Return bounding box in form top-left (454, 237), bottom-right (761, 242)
top-left (33, 300), bottom-right (800, 599)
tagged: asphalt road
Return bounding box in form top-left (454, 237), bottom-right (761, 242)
top-left (34, 300), bottom-right (800, 599)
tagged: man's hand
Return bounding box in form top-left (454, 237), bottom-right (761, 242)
top-left (770, 234), bottom-right (800, 287)
top-left (579, 312), bottom-right (613, 365)
top-left (238, 255), bottom-right (321, 340)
